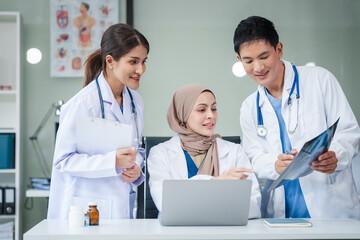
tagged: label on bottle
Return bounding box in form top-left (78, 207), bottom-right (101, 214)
top-left (84, 213), bottom-right (90, 227)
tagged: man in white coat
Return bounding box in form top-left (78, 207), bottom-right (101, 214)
top-left (233, 16), bottom-right (360, 219)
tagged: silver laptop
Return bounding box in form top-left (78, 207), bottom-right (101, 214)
top-left (160, 179), bottom-right (252, 226)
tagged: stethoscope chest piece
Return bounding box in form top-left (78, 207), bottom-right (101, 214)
top-left (257, 125), bottom-right (267, 137)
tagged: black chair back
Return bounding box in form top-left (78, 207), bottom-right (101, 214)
top-left (137, 137), bottom-right (171, 218)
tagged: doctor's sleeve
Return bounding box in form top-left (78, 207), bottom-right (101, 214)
top-left (131, 91), bottom-right (145, 186)
top-left (135, 91), bottom-right (145, 163)
top-left (234, 145), bottom-right (261, 219)
top-left (240, 101), bottom-right (279, 180)
top-left (131, 153), bottom-right (145, 186)
top-left (320, 71), bottom-right (360, 170)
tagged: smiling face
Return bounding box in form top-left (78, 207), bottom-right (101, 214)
top-left (186, 91), bottom-right (218, 137)
top-left (106, 44), bottom-right (148, 91)
top-left (238, 40), bottom-right (284, 90)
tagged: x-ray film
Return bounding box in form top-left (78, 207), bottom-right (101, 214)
top-left (267, 118), bottom-right (339, 192)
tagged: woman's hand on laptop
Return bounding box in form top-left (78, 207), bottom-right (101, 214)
top-left (212, 168), bottom-right (254, 180)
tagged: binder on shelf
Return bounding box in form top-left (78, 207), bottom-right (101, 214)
top-left (0, 133), bottom-right (15, 169)
top-left (0, 188), bottom-right (3, 215)
top-left (3, 187), bottom-right (15, 215)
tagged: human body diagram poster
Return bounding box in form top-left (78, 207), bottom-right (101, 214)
top-left (50, 0), bottom-right (118, 77)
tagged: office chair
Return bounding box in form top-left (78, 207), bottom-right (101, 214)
top-left (137, 137), bottom-right (171, 219)
top-left (136, 136), bottom-right (241, 219)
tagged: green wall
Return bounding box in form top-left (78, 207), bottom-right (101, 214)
top-left (135, 0), bottom-right (360, 137)
top-left (0, 0), bottom-right (359, 237)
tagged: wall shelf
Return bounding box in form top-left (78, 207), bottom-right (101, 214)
top-left (0, 90), bottom-right (16, 95)
top-left (0, 129), bottom-right (16, 134)
top-left (0, 215), bottom-right (16, 219)
top-left (0, 169), bottom-right (16, 174)
top-left (0, 11), bottom-right (21, 240)
top-left (25, 189), bottom-right (50, 198)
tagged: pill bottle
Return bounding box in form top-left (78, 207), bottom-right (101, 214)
top-left (87, 202), bottom-right (99, 225)
top-left (69, 206), bottom-right (84, 227)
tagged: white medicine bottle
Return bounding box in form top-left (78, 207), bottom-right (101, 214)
top-left (69, 206), bottom-right (84, 227)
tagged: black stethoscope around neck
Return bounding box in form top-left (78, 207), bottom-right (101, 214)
top-left (95, 75), bottom-right (141, 146)
top-left (256, 64), bottom-right (300, 137)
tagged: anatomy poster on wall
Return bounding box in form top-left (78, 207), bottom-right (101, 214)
top-left (50, 0), bottom-right (118, 77)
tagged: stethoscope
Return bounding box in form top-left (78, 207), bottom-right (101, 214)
top-left (256, 64), bottom-right (300, 137)
top-left (95, 76), bottom-right (141, 147)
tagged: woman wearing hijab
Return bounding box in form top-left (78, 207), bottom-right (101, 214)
top-left (147, 84), bottom-right (261, 219)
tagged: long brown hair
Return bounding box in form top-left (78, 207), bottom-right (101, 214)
top-left (83, 23), bottom-right (150, 87)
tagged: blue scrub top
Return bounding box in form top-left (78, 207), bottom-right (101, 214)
top-left (265, 89), bottom-right (310, 218)
top-left (183, 150), bottom-right (199, 178)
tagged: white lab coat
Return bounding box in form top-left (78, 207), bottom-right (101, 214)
top-left (148, 135), bottom-right (261, 219)
top-left (240, 60), bottom-right (360, 219)
top-left (47, 72), bottom-right (145, 219)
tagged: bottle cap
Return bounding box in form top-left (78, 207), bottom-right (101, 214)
top-left (88, 201), bottom-right (97, 206)
top-left (70, 206), bottom-right (83, 212)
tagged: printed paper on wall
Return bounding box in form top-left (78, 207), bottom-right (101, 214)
top-left (50, 0), bottom-right (119, 77)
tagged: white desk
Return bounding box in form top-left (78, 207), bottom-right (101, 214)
top-left (23, 218), bottom-right (360, 240)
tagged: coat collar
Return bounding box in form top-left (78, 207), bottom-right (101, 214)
top-left (164, 135), bottom-right (188, 178)
top-left (257, 59), bottom-right (295, 110)
top-left (216, 137), bottom-right (230, 159)
top-left (97, 72), bottom-right (131, 123)
top-left (282, 60), bottom-right (296, 108)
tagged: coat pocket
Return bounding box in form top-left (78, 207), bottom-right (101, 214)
top-left (328, 167), bottom-right (359, 210)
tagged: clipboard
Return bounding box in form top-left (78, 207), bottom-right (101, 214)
top-left (76, 116), bottom-right (133, 155)
top-left (267, 118), bottom-right (339, 192)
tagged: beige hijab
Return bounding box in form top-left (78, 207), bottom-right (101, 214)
top-left (167, 84), bottom-right (220, 177)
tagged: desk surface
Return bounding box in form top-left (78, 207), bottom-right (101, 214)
top-left (23, 218), bottom-right (360, 240)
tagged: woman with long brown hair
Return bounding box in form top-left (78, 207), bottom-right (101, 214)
top-left (48, 23), bottom-right (149, 220)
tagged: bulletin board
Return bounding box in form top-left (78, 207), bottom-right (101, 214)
top-left (50, 0), bottom-right (119, 77)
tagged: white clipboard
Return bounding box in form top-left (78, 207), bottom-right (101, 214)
top-left (76, 116), bottom-right (133, 155)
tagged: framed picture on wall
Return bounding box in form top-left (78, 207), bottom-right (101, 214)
top-left (50, 0), bottom-right (121, 77)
